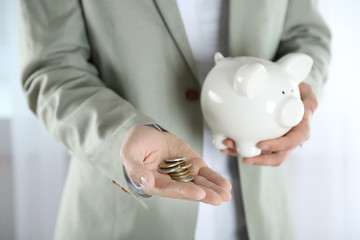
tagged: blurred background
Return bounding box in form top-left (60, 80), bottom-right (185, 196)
top-left (1, 0), bottom-right (359, 239)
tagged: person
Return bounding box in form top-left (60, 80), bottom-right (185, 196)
top-left (18, 0), bottom-right (330, 239)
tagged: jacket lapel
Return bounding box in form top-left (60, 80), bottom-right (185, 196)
top-left (153, 0), bottom-right (198, 80)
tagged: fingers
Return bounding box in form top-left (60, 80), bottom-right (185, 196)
top-left (220, 139), bottom-right (239, 156)
top-left (125, 161), bottom-right (156, 189)
top-left (300, 83), bottom-right (318, 113)
top-left (243, 150), bottom-right (292, 166)
top-left (244, 113), bottom-right (311, 166)
top-left (220, 149), bottom-right (239, 156)
top-left (257, 111), bottom-right (311, 153)
top-left (188, 157), bottom-right (231, 191)
top-left (218, 83), bottom-right (318, 167)
top-left (139, 167), bottom-right (232, 206)
top-left (248, 107), bottom-right (312, 166)
top-left (142, 174), bottom-right (206, 201)
top-left (251, 84), bottom-right (317, 166)
top-left (197, 167), bottom-right (232, 191)
top-left (193, 175), bottom-right (231, 205)
top-left (300, 83), bottom-right (317, 123)
top-left (223, 138), bottom-right (236, 149)
top-left (302, 106), bottom-right (313, 121)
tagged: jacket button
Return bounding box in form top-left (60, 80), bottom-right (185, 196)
top-left (185, 89), bottom-right (200, 101)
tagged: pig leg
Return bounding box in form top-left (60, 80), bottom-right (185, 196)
top-left (212, 133), bottom-right (227, 150)
top-left (236, 141), bottom-right (261, 158)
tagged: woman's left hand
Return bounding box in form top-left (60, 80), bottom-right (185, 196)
top-left (220, 82), bottom-right (318, 166)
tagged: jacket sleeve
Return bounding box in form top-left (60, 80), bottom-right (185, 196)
top-left (18, 0), bottom-right (154, 191)
top-left (276, 0), bottom-right (331, 99)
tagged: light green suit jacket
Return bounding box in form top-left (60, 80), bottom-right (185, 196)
top-left (18, 0), bottom-right (330, 239)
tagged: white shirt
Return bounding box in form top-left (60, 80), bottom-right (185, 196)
top-left (176, 1), bottom-right (246, 239)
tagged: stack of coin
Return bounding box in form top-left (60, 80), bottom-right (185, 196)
top-left (158, 157), bottom-right (194, 183)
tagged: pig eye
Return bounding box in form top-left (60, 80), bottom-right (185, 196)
top-left (291, 89), bottom-right (294, 93)
top-left (282, 91), bottom-right (285, 95)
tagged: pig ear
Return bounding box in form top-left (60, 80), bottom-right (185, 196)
top-left (214, 52), bottom-right (225, 64)
top-left (234, 63), bottom-right (267, 98)
top-left (277, 53), bottom-right (313, 84)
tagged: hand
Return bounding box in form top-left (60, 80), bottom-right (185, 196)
top-left (120, 125), bottom-right (232, 205)
top-left (220, 82), bottom-right (318, 166)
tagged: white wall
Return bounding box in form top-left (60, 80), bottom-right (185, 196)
top-left (0, 120), bottom-right (15, 240)
top-left (286, 0), bottom-right (360, 239)
top-left (1, 1), bottom-right (69, 239)
top-left (1, 0), bottom-right (16, 239)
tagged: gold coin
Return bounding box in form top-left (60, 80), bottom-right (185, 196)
top-left (169, 167), bottom-right (188, 174)
top-left (171, 172), bottom-right (191, 180)
top-left (164, 157), bottom-right (186, 163)
top-left (173, 175), bottom-right (194, 183)
top-left (178, 161), bottom-right (191, 170)
top-left (158, 161), bottom-right (182, 169)
top-left (168, 169), bottom-right (189, 177)
top-left (158, 165), bottom-right (180, 174)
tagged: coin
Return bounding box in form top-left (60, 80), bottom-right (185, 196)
top-left (158, 165), bottom-right (180, 174)
top-left (178, 161), bottom-right (191, 170)
top-left (168, 169), bottom-right (189, 177)
top-left (164, 157), bottom-right (186, 163)
top-left (172, 174), bottom-right (194, 183)
top-left (158, 157), bottom-right (194, 183)
top-left (170, 172), bottom-right (191, 180)
top-left (158, 161), bottom-right (182, 169)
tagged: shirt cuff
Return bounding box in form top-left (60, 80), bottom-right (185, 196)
top-left (145, 123), bottom-right (168, 132)
top-left (123, 168), bottom-right (152, 198)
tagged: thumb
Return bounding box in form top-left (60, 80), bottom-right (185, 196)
top-left (126, 161), bottom-right (155, 191)
top-left (303, 107), bottom-right (313, 121)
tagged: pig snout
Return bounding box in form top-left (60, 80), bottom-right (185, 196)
top-left (278, 97), bottom-right (304, 128)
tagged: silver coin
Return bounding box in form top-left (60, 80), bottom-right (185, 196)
top-left (164, 157), bottom-right (186, 163)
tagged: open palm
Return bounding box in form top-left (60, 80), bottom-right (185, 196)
top-left (120, 125), bottom-right (231, 205)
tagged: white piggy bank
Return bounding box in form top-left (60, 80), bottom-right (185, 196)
top-left (201, 52), bottom-right (313, 157)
